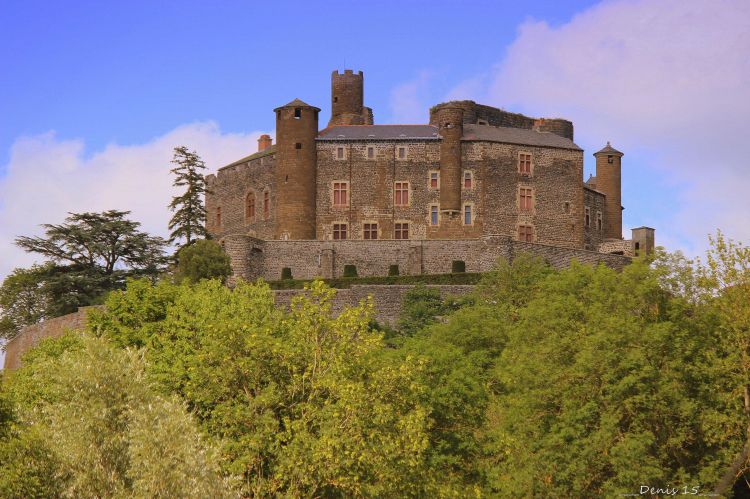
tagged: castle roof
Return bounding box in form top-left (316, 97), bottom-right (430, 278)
top-left (274, 98), bottom-right (320, 111)
top-left (219, 144), bottom-right (277, 170)
top-left (594, 142), bottom-right (623, 156)
top-left (462, 124), bottom-right (581, 150)
top-left (318, 125), bottom-right (440, 140)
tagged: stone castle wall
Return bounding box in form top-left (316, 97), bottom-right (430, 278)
top-left (2, 306), bottom-right (101, 371)
top-left (225, 234), bottom-right (630, 282)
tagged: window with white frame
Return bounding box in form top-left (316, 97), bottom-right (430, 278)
top-left (332, 182), bottom-right (348, 207)
top-left (464, 204), bottom-right (473, 225)
top-left (430, 205), bottom-right (439, 226)
top-left (518, 152), bottom-right (532, 175)
top-left (333, 223), bottom-right (348, 240)
top-left (336, 146), bottom-right (345, 160)
top-left (363, 223), bottom-right (378, 240)
top-left (394, 181), bottom-right (409, 206)
top-left (429, 171), bottom-right (439, 189)
top-left (394, 222), bottom-right (409, 240)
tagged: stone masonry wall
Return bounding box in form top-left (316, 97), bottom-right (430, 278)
top-left (3, 306), bottom-right (101, 371)
top-left (224, 235), bottom-right (631, 282)
top-left (273, 285), bottom-right (474, 327)
top-left (584, 186), bottom-right (607, 250)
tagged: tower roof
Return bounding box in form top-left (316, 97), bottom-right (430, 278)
top-left (274, 98), bottom-right (321, 112)
top-left (594, 141), bottom-right (624, 156)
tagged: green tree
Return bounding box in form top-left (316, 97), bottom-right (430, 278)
top-left (12, 210), bottom-right (166, 318)
top-left (168, 146), bottom-right (208, 247)
top-left (2, 333), bottom-right (231, 498)
top-left (0, 265), bottom-right (52, 340)
top-left (173, 239), bottom-right (232, 284)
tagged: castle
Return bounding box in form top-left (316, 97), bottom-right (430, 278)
top-left (206, 70), bottom-right (654, 281)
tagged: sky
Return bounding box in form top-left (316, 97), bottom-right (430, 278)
top-left (1, 0), bottom-right (749, 363)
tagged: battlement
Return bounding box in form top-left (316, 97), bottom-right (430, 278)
top-left (333, 69), bottom-right (363, 77)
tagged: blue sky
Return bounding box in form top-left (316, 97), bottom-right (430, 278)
top-left (1, 0), bottom-right (749, 275)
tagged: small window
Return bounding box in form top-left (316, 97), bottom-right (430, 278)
top-left (519, 187), bottom-right (533, 211)
top-left (216, 206), bottom-right (222, 228)
top-left (564, 201), bottom-right (571, 214)
top-left (363, 223), bottom-right (378, 240)
top-left (395, 222), bottom-right (409, 240)
top-left (263, 191), bottom-right (270, 219)
top-left (333, 223), bottom-right (348, 240)
top-left (464, 171), bottom-right (473, 189)
top-left (333, 182), bottom-right (348, 207)
top-left (295, 142), bottom-right (302, 149)
top-left (245, 192), bottom-right (255, 220)
top-left (635, 242), bottom-right (640, 255)
top-left (336, 147), bottom-right (345, 160)
top-left (429, 171), bottom-right (439, 189)
top-left (397, 146), bottom-right (407, 160)
top-left (394, 181), bottom-right (409, 206)
top-left (333, 96), bottom-right (338, 103)
top-left (367, 146), bottom-right (375, 159)
top-left (464, 204), bottom-right (473, 225)
top-left (607, 155), bottom-right (613, 164)
top-left (518, 225), bottom-right (534, 242)
top-left (584, 207), bottom-right (591, 227)
top-left (596, 211), bottom-right (603, 231)
top-left (430, 205), bottom-right (439, 226)
top-left (519, 153), bottom-right (532, 175)
top-left (294, 108), bottom-right (301, 119)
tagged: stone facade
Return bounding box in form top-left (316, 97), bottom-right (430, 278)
top-left (205, 69), bottom-right (655, 281)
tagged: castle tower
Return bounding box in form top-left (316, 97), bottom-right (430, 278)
top-left (594, 142), bottom-right (624, 239)
top-left (329, 69), bottom-right (373, 126)
top-left (274, 98), bottom-right (320, 240)
top-left (435, 106), bottom-right (464, 215)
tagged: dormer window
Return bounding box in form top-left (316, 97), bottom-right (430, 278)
top-left (294, 108), bottom-right (301, 119)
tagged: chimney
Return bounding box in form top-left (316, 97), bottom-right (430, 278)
top-left (258, 134), bottom-right (272, 152)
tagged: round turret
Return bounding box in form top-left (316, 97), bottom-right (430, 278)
top-left (435, 106), bottom-right (464, 214)
top-left (594, 142), bottom-right (624, 239)
top-left (274, 98), bottom-right (320, 240)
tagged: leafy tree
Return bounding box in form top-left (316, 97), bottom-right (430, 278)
top-left (0, 264), bottom-right (52, 340)
top-left (2, 333), bottom-right (231, 498)
top-left (173, 239), bottom-right (231, 284)
top-left (168, 146), bottom-right (209, 247)
top-left (12, 210), bottom-right (166, 319)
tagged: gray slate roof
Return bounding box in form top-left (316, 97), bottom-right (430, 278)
top-left (462, 124), bottom-right (581, 150)
top-left (318, 125), bottom-right (439, 140)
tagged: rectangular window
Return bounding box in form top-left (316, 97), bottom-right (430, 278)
top-left (596, 211), bottom-right (603, 231)
top-left (464, 171), bottom-right (473, 189)
top-left (519, 187), bottom-right (533, 211)
top-left (519, 153), bottom-right (532, 175)
top-left (263, 191), bottom-right (270, 218)
top-left (336, 147), bottom-right (345, 159)
top-left (394, 181), bottom-right (409, 206)
top-left (464, 204), bottom-right (473, 225)
top-left (430, 205), bottom-right (439, 226)
top-left (363, 223), bottom-right (378, 240)
top-left (333, 223), bottom-right (348, 240)
top-left (518, 225), bottom-right (534, 242)
top-left (246, 193), bottom-right (255, 220)
top-left (216, 206), bottom-right (222, 228)
top-left (585, 206), bottom-right (591, 227)
top-left (397, 146), bottom-right (406, 159)
top-left (333, 182), bottom-right (348, 207)
top-left (395, 222), bottom-right (409, 240)
top-left (294, 108), bottom-right (301, 119)
top-left (367, 146), bottom-right (375, 159)
top-left (430, 171), bottom-right (439, 189)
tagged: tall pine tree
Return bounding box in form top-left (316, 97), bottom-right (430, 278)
top-left (168, 146), bottom-right (208, 248)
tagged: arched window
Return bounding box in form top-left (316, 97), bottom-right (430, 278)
top-left (245, 192), bottom-right (256, 221)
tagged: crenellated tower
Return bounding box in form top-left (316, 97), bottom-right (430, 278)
top-left (328, 69), bottom-right (373, 126)
top-left (274, 98), bottom-right (320, 240)
top-left (594, 142), bottom-right (624, 239)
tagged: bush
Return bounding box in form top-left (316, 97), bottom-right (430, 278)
top-left (281, 267), bottom-right (293, 280)
top-left (343, 265), bottom-right (358, 278)
top-left (267, 272), bottom-right (483, 290)
top-left (451, 260), bottom-right (466, 273)
top-left (174, 239), bottom-right (232, 284)
top-left (389, 265), bottom-right (400, 276)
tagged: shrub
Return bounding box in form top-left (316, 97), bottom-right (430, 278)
top-left (281, 267), bottom-right (293, 280)
top-left (174, 239), bottom-right (232, 284)
top-left (389, 265), bottom-right (400, 276)
top-left (343, 265), bottom-right (358, 278)
top-left (451, 260), bottom-right (466, 273)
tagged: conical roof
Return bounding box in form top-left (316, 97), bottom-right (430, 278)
top-left (274, 98), bottom-right (320, 111)
top-left (594, 141), bottom-right (623, 156)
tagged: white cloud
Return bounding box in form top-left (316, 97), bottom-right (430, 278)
top-left (388, 71), bottom-right (435, 124)
top-left (451, 0), bottom-right (750, 255)
top-left (0, 122), bottom-right (265, 281)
